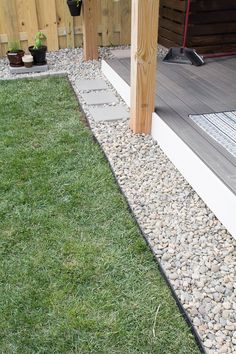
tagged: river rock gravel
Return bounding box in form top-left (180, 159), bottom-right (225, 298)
top-left (1, 47), bottom-right (236, 354)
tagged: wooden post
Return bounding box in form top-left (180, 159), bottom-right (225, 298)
top-left (130, 0), bottom-right (159, 134)
top-left (83, 0), bottom-right (98, 60)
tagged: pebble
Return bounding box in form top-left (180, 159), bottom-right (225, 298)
top-left (212, 264), bottom-right (220, 273)
top-left (219, 345), bottom-right (229, 353)
top-left (1, 46), bottom-right (236, 354)
top-left (204, 339), bottom-right (213, 348)
top-left (222, 310), bottom-right (231, 320)
top-left (169, 273), bottom-right (178, 280)
top-left (193, 317), bottom-right (201, 326)
top-left (162, 253), bottom-right (171, 261)
top-left (223, 302), bottom-right (231, 310)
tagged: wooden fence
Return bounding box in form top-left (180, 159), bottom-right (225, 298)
top-left (188, 0), bottom-right (236, 54)
top-left (0, 0), bottom-right (131, 56)
top-left (159, 0), bottom-right (236, 54)
top-left (159, 0), bottom-right (186, 49)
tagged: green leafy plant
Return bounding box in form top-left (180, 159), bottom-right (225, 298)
top-left (33, 32), bottom-right (47, 50)
top-left (8, 40), bottom-right (21, 53)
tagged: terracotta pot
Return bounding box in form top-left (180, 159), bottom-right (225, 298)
top-left (7, 50), bottom-right (24, 67)
top-left (28, 46), bottom-right (47, 65)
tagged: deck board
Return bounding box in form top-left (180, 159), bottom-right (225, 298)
top-left (105, 55), bottom-right (236, 194)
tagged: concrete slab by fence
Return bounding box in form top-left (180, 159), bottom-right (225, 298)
top-left (9, 65), bottom-right (49, 74)
top-left (76, 79), bottom-right (108, 91)
top-left (81, 91), bottom-right (118, 105)
top-left (88, 105), bottom-right (129, 122)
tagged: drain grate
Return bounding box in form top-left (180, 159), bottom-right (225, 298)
top-left (189, 111), bottom-right (236, 159)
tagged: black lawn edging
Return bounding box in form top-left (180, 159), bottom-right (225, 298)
top-left (67, 76), bottom-right (207, 354)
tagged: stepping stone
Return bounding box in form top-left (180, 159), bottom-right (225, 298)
top-left (76, 79), bottom-right (108, 91)
top-left (80, 90), bottom-right (118, 105)
top-left (89, 106), bottom-right (129, 122)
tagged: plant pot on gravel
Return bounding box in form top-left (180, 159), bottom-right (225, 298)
top-left (29, 46), bottom-right (47, 65)
top-left (29, 32), bottom-right (47, 65)
top-left (67, 0), bottom-right (82, 16)
top-left (7, 41), bottom-right (24, 67)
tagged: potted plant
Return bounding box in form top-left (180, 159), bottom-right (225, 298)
top-left (29, 32), bottom-right (47, 66)
top-left (67, 0), bottom-right (82, 16)
top-left (7, 41), bottom-right (24, 67)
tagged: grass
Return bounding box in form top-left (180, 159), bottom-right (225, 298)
top-left (0, 77), bottom-right (201, 354)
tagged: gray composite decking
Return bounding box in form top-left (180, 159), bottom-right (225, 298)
top-left (105, 55), bottom-right (236, 195)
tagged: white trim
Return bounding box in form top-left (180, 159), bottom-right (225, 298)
top-left (101, 60), bottom-right (130, 106)
top-left (152, 113), bottom-right (236, 239)
top-left (102, 59), bottom-right (236, 239)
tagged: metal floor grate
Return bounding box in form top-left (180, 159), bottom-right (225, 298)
top-left (189, 111), bottom-right (236, 159)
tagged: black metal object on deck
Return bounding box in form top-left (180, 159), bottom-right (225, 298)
top-left (163, 47), bottom-right (204, 66)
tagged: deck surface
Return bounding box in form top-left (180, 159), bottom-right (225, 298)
top-left (105, 54), bottom-right (236, 195)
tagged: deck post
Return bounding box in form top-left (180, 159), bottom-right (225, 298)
top-left (130, 0), bottom-right (159, 134)
top-left (83, 0), bottom-right (98, 61)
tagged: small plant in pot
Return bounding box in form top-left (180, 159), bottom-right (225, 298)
top-left (67, 0), bottom-right (82, 16)
top-left (29, 32), bottom-right (47, 66)
top-left (7, 41), bottom-right (24, 67)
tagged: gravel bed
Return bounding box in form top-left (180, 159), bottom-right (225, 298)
top-left (1, 47), bottom-right (236, 354)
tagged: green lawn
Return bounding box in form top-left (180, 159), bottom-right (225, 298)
top-left (0, 77), bottom-right (201, 354)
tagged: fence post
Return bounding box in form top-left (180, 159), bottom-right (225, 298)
top-left (130, 0), bottom-right (159, 134)
top-left (83, 0), bottom-right (98, 60)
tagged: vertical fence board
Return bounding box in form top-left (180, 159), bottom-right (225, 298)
top-left (56, 0), bottom-right (66, 48)
top-left (101, 0), bottom-right (114, 45)
top-left (64, 5), bottom-right (75, 48)
top-left (17, 0), bottom-right (39, 46)
top-left (120, 0), bottom-right (131, 44)
top-left (1, 0), bottom-right (19, 44)
top-left (36, 0), bottom-right (59, 50)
